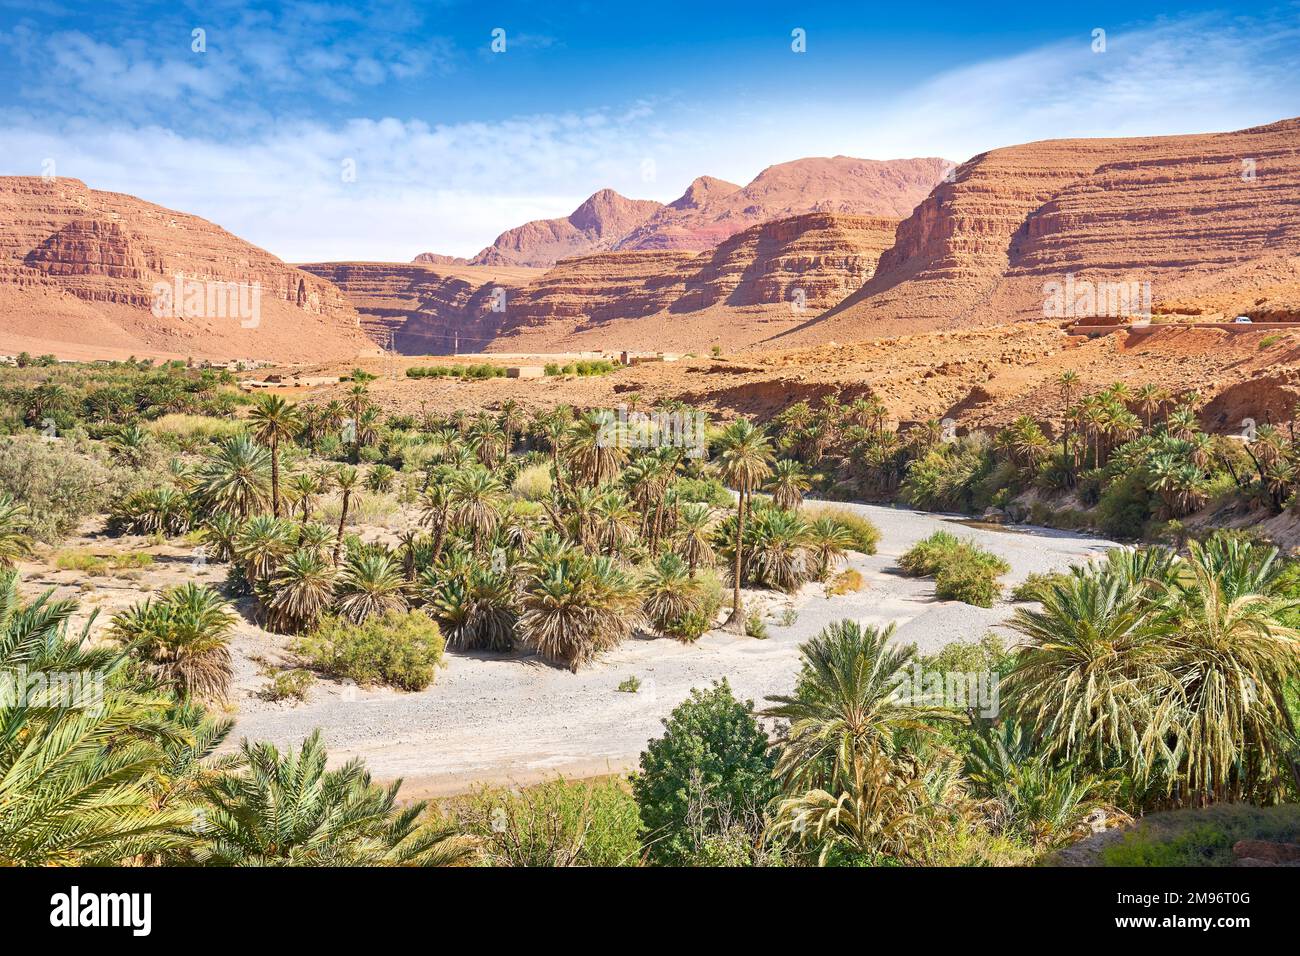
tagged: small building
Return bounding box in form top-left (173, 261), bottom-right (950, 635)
top-left (507, 365), bottom-right (545, 379)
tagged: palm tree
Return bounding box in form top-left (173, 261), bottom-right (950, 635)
top-left (499, 399), bottom-right (525, 454)
top-left (593, 486), bottom-right (639, 555)
top-left (248, 394), bottom-right (303, 518)
top-left (1158, 538), bottom-right (1300, 803)
top-left (344, 384), bottom-right (371, 462)
top-left (807, 516), bottom-right (853, 581)
top-left (1134, 383), bottom-right (1163, 431)
top-left (192, 731), bottom-right (472, 866)
top-left (287, 471), bottom-right (322, 521)
top-left (519, 556), bottom-right (643, 671)
top-left (110, 583), bottom-right (237, 701)
top-left (714, 419), bottom-right (774, 631)
top-left (469, 415), bottom-right (507, 469)
top-left (1, 575), bottom-right (192, 865)
top-left (0, 495), bottom-right (33, 568)
top-left (193, 435), bottom-right (272, 518)
top-left (1004, 561), bottom-right (1172, 787)
top-left (763, 620), bottom-right (951, 864)
top-left (641, 553), bottom-right (703, 638)
top-left (199, 512), bottom-right (244, 563)
top-left (267, 548), bottom-right (336, 632)
top-left (234, 515), bottom-right (294, 585)
top-left (449, 466), bottom-right (505, 557)
top-left (674, 501), bottom-right (716, 578)
top-left (419, 467), bottom-right (454, 560)
top-left (425, 565), bottom-right (517, 652)
top-left (332, 465), bottom-right (360, 565)
top-left (745, 506), bottom-right (812, 593)
top-left (335, 551), bottom-right (408, 624)
top-left (564, 410), bottom-right (628, 488)
top-left (766, 459), bottom-right (810, 511)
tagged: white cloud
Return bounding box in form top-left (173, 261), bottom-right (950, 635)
top-left (1, 13), bottom-right (1296, 262)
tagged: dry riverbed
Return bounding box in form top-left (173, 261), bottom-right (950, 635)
top-left (225, 502), bottom-right (1118, 796)
top-left (19, 503), bottom-right (1117, 797)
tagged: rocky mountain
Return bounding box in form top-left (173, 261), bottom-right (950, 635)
top-left (0, 177), bottom-right (370, 362)
top-left (306, 213), bottom-right (901, 353)
top-left (616, 158), bottom-right (950, 252)
top-left (412, 252), bottom-right (469, 266)
top-left (776, 118), bottom-right (1300, 346)
top-left (469, 189), bottom-right (664, 267)
top-left (461, 156), bottom-right (950, 268)
top-left (297, 261), bottom-right (544, 353)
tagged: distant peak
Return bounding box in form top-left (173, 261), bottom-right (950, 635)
top-left (670, 175), bottom-right (742, 210)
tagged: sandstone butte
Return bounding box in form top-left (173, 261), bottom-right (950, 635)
top-left (0, 176), bottom-right (372, 363)
top-left (769, 117), bottom-right (1300, 348)
top-left (301, 212), bottom-right (902, 354)
top-left (463, 155), bottom-right (951, 268)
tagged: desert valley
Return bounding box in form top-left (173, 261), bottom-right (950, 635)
top-left (5, 2), bottom-right (1300, 894)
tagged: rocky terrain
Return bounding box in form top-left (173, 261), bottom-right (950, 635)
top-left (775, 118), bottom-right (1300, 346)
top-left (0, 177), bottom-right (372, 362)
top-left (308, 213), bottom-right (902, 353)
top-left (615, 157), bottom-right (948, 252)
top-left (464, 156), bottom-right (947, 267)
top-left (469, 189), bottom-right (664, 267)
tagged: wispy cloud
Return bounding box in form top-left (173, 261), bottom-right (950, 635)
top-left (0, 10), bottom-right (1296, 261)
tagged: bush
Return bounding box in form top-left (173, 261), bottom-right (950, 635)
top-left (825, 568), bottom-right (864, 595)
top-left (800, 504), bottom-right (880, 554)
top-left (453, 778), bottom-right (642, 867)
top-left (1010, 571), bottom-right (1070, 602)
top-left (511, 463), bottom-right (553, 501)
top-left (900, 531), bottom-right (1008, 607)
top-left (259, 668), bottom-right (316, 702)
top-left (935, 548), bottom-right (1003, 600)
top-left (295, 611), bottom-right (445, 691)
top-left (1095, 470), bottom-right (1157, 539)
top-left (55, 549), bottom-right (153, 576)
top-left (0, 435), bottom-right (114, 541)
top-left (632, 680), bottom-right (777, 866)
top-left (671, 476), bottom-right (732, 508)
top-left (1100, 804), bottom-right (1300, 867)
top-left (899, 530), bottom-right (963, 577)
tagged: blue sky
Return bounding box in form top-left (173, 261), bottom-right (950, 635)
top-left (2, 1), bottom-right (1298, 261)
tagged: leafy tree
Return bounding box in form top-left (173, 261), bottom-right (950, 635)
top-left (633, 680), bottom-right (776, 865)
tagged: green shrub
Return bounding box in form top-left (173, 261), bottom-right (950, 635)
top-left (295, 611), bottom-right (445, 691)
top-left (800, 504), bottom-right (880, 554)
top-left (899, 530), bottom-right (963, 577)
top-left (454, 778), bottom-right (642, 867)
top-left (259, 668), bottom-right (316, 702)
top-left (632, 680), bottom-right (777, 866)
top-left (1100, 804), bottom-right (1300, 867)
top-left (671, 476), bottom-right (732, 508)
top-left (511, 463), bottom-right (553, 501)
top-left (900, 531), bottom-right (1008, 607)
top-left (1095, 470), bottom-right (1157, 539)
top-left (934, 559), bottom-right (1001, 607)
top-left (1011, 571), bottom-right (1070, 602)
top-left (0, 435), bottom-right (115, 541)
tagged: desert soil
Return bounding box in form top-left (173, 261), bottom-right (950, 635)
top-left (18, 501), bottom-right (1116, 797)
top-left (221, 502), bottom-right (1117, 797)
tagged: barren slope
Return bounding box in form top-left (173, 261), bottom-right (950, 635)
top-left (0, 177), bottom-right (370, 362)
top-left (775, 118), bottom-right (1300, 346)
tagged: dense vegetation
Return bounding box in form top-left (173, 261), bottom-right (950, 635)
top-left (767, 378), bottom-right (1294, 541)
top-left (1, 361), bottom-right (1297, 867)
